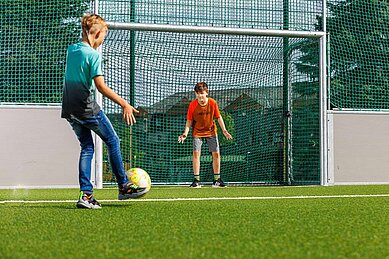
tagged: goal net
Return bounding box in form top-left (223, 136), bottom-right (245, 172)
top-left (101, 25), bottom-right (323, 185)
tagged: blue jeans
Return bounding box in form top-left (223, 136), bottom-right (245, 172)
top-left (67, 110), bottom-right (128, 193)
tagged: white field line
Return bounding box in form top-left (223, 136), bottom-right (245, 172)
top-left (1, 194), bottom-right (389, 204)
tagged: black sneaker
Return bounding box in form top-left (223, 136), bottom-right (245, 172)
top-left (76, 191), bottom-right (102, 209)
top-left (212, 178), bottom-right (226, 188)
top-left (118, 182), bottom-right (148, 200)
top-left (189, 179), bottom-right (201, 188)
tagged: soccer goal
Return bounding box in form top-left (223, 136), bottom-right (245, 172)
top-left (97, 22), bottom-right (327, 186)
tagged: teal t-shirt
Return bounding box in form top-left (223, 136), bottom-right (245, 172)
top-left (61, 42), bottom-right (103, 119)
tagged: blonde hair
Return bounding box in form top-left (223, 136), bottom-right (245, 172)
top-left (81, 14), bottom-right (107, 36)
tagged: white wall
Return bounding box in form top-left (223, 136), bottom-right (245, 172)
top-left (0, 106), bottom-right (84, 188)
top-left (328, 111), bottom-right (389, 185)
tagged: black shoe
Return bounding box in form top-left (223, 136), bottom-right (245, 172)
top-left (76, 191), bottom-right (102, 209)
top-left (212, 178), bottom-right (226, 188)
top-left (189, 179), bottom-right (201, 188)
top-left (118, 183), bottom-right (148, 200)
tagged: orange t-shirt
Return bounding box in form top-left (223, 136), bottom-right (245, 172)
top-left (186, 97), bottom-right (221, 137)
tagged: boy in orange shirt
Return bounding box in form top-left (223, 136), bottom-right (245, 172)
top-left (178, 82), bottom-right (233, 188)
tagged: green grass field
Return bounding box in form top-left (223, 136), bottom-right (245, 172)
top-left (1, 185), bottom-right (388, 258)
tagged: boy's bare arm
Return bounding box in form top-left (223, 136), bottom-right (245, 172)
top-left (94, 75), bottom-right (139, 125)
top-left (178, 120), bottom-right (192, 143)
top-left (217, 117), bottom-right (233, 140)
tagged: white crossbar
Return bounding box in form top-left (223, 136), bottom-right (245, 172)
top-left (107, 22), bottom-right (325, 38)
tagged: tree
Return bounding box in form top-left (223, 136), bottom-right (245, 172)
top-left (330, 0), bottom-right (389, 109)
top-left (0, 1), bottom-right (89, 103)
top-left (293, 0), bottom-right (389, 109)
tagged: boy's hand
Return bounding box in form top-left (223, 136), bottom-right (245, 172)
top-left (223, 130), bottom-right (233, 140)
top-left (178, 134), bottom-right (187, 143)
top-left (123, 104), bottom-right (139, 126)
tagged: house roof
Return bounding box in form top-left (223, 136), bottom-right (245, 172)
top-left (140, 87), bottom-right (283, 115)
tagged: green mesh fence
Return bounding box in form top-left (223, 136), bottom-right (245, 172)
top-left (327, 0), bottom-right (389, 110)
top-left (98, 0), bottom-right (323, 30)
top-left (0, 0), bottom-right (90, 103)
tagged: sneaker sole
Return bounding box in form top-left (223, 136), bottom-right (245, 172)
top-left (212, 185), bottom-right (226, 188)
top-left (76, 201), bottom-right (102, 209)
top-left (118, 188), bottom-right (149, 200)
top-left (189, 185), bottom-right (201, 188)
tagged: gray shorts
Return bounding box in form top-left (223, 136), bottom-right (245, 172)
top-left (193, 136), bottom-right (219, 152)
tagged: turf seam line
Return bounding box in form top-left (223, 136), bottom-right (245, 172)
top-left (1, 194), bottom-right (389, 204)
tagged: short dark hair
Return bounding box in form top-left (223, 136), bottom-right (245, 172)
top-left (194, 82), bottom-right (208, 93)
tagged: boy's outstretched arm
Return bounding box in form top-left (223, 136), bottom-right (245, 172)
top-left (178, 120), bottom-right (192, 143)
top-left (94, 75), bottom-right (139, 125)
top-left (217, 116), bottom-right (233, 140)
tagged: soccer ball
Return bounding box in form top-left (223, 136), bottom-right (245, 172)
top-left (126, 168), bottom-right (151, 194)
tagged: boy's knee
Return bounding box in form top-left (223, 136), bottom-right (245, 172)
top-left (212, 152), bottom-right (220, 159)
top-left (81, 141), bottom-right (94, 150)
top-left (105, 135), bottom-right (120, 147)
top-left (193, 151), bottom-right (201, 158)
top-left (80, 143), bottom-right (94, 155)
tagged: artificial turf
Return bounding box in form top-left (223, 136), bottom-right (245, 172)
top-left (0, 185), bottom-right (388, 258)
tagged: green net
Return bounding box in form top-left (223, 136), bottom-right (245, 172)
top-left (99, 18), bottom-right (322, 185)
top-left (0, 0), bottom-right (89, 103)
top-left (99, 0), bottom-right (322, 30)
top-left (327, 0), bottom-right (389, 110)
